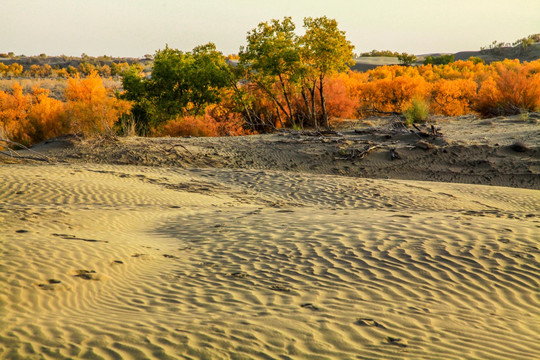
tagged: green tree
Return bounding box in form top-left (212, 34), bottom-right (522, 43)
top-left (423, 54), bottom-right (454, 65)
top-left (239, 17), bottom-right (301, 128)
top-left (397, 52), bottom-right (417, 66)
top-left (301, 16), bottom-right (354, 128)
top-left (78, 62), bottom-right (96, 76)
top-left (121, 43), bottom-right (232, 132)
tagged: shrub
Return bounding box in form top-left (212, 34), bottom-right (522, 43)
top-left (429, 79), bottom-right (477, 116)
top-left (160, 115), bottom-right (220, 137)
top-left (65, 72), bottom-right (132, 136)
top-left (0, 84), bottom-right (68, 146)
top-left (474, 61), bottom-right (540, 117)
top-left (423, 54), bottom-right (455, 65)
top-left (403, 97), bottom-right (429, 125)
top-left (158, 105), bottom-right (251, 138)
top-left (358, 75), bottom-right (430, 114)
top-left (397, 52), bottom-right (417, 66)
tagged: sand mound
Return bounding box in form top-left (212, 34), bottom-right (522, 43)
top-left (1, 163), bottom-right (539, 359)
top-left (12, 115), bottom-right (538, 190)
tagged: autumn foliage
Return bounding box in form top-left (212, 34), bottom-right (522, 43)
top-left (318, 59), bottom-right (540, 120)
top-left (158, 105), bottom-right (252, 137)
top-left (0, 72), bottom-right (131, 146)
top-left (65, 72), bottom-right (131, 136)
top-left (0, 84), bottom-right (67, 146)
top-left (2, 57), bottom-right (540, 147)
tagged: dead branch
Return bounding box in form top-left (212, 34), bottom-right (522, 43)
top-left (335, 144), bottom-right (381, 160)
top-left (299, 130), bottom-right (343, 137)
top-left (0, 138), bottom-right (55, 162)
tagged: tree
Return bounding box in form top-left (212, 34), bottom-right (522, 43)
top-left (239, 17), bottom-right (301, 128)
top-left (398, 52), bottom-right (417, 66)
top-left (121, 43), bottom-right (233, 132)
top-left (423, 54), bottom-right (454, 65)
top-left (7, 63), bottom-right (23, 76)
top-left (300, 16), bottom-right (354, 128)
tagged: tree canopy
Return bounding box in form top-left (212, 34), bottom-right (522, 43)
top-left (122, 43), bottom-right (232, 131)
top-left (239, 16), bottom-right (354, 129)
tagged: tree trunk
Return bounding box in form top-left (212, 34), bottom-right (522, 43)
top-left (300, 89), bottom-right (311, 129)
top-left (256, 80), bottom-right (288, 128)
top-left (278, 74), bottom-right (295, 127)
top-left (309, 81), bottom-right (317, 129)
top-left (318, 76), bottom-right (329, 129)
top-left (272, 100), bottom-right (284, 128)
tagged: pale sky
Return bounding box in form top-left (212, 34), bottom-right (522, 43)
top-left (1, 0), bottom-right (539, 57)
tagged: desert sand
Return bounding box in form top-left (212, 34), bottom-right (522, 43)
top-left (1, 116), bottom-right (539, 359)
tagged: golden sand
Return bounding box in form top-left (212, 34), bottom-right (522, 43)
top-left (1, 161), bottom-right (538, 359)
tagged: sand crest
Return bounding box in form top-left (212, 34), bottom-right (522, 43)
top-left (1, 161), bottom-right (539, 359)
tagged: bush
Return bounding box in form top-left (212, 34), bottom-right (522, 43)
top-left (65, 72), bottom-right (132, 136)
top-left (0, 83), bottom-right (68, 146)
top-left (474, 61), bottom-right (540, 117)
top-left (429, 79), bottom-right (477, 116)
top-left (403, 97), bottom-right (429, 125)
top-left (158, 106), bottom-right (252, 137)
top-left (423, 54), bottom-right (455, 65)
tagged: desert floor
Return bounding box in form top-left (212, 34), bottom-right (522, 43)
top-left (1, 116), bottom-right (539, 359)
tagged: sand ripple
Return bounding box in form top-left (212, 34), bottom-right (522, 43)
top-left (1, 164), bottom-right (539, 359)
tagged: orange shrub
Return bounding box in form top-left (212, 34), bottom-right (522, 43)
top-left (160, 115), bottom-right (220, 137)
top-left (358, 75), bottom-right (430, 114)
top-left (159, 104), bottom-right (252, 138)
top-left (27, 87), bottom-right (69, 142)
top-left (323, 74), bottom-right (360, 119)
top-left (65, 72), bottom-right (132, 136)
top-left (0, 83), bottom-right (67, 146)
top-left (474, 60), bottom-right (540, 116)
top-left (429, 79), bottom-right (477, 116)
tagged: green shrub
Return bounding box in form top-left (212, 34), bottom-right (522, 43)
top-left (403, 98), bottom-right (429, 125)
top-left (423, 54), bottom-right (454, 65)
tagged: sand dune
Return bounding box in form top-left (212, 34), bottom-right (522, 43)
top-left (1, 162), bottom-right (538, 359)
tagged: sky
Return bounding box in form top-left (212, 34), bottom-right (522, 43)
top-left (1, 0), bottom-right (539, 58)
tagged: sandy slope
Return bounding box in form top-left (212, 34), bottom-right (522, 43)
top-left (1, 162), bottom-right (539, 360)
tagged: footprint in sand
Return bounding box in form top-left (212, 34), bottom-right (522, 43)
top-left (300, 303), bottom-right (320, 311)
top-left (37, 279), bottom-right (65, 291)
top-left (384, 336), bottom-right (408, 347)
top-left (227, 271), bottom-right (248, 278)
top-left (355, 318), bottom-right (386, 329)
top-left (269, 284), bottom-right (291, 292)
top-left (74, 270), bottom-right (99, 280)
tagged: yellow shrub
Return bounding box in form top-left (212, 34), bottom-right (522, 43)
top-left (65, 72), bottom-right (131, 136)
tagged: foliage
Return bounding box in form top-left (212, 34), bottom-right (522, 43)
top-left (403, 97), bottom-right (429, 125)
top-left (473, 60), bottom-right (540, 116)
top-left (423, 54), bottom-right (455, 65)
top-left (429, 79), bottom-right (477, 116)
top-left (397, 53), bottom-right (417, 66)
top-left (358, 75), bottom-right (429, 114)
top-left (0, 83), bottom-right (68, 146)
top-left (359, 50), bottom-right (400, 57)
top-left (122, 43), bottom-right (232, 132)
top-left (468, 56), bottom-right (484, 65)
top-left (158, 105), bottom-right (252, 137)
top-left (66, 72), bottom-right (132, 136)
